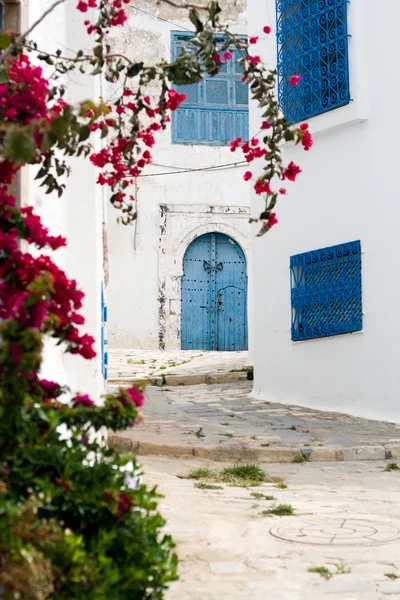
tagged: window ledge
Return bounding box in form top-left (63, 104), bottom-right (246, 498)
top-left (307, 98), bottom-right (368, 138)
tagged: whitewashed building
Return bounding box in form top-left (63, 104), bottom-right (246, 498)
top-left (249, 0), bottom-right (400, 421)
top-left (13, 0), bottom-right (106, 399)
top-left (107, 1), bottom-right (253, 353)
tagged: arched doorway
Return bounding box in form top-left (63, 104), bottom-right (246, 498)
top-left (181, 232), bottom-right (248, 351)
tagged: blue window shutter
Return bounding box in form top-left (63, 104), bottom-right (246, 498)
top-left (276, 0), bottom-right (350, 123)
top-left (171, 31), bottom-right (249, 145)
top-left (290, 241), bottom-right (362, 341)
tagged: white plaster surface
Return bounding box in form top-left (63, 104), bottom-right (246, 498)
top-left (106, 3), bottom-right (252, 354)
top-left (249, 0), bottom-right (400, 422)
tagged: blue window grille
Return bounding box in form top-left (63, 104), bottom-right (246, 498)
top-left (290, 240), bottom-right (362, 341)
top-left (276, 0), bottom-right (350, 123)
top-left (171, 32), bottom-right (248, 145)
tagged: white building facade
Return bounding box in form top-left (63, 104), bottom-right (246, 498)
top-left (249, 0), bottom-right (400, 421)
top-left (21, 0), bottom-right (106, 399)
top-left (107, 1), bottom-right (253, 354)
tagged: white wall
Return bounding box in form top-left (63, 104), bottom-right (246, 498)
top-left (28, 0), bottom-right (104, 399)
top-left (250, 0), bottom-right (400, 421)
top-left (106, 1), bottom-right (253, 353)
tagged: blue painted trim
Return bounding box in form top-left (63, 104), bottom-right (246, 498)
top-left (171, 31), bottom-right (249, 145)
top-left (101, 282), bottom-right (108, 381)
top-left (276, 0), bottom-right (351, 123)
top-left (290, 240), bottom-right (362, 341)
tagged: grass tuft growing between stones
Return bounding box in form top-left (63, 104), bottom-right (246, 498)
top-left (186, 463), bottom-right (283, 488)
top-left (194, 482), bottom-right (223, 490)
top-left (187, 468), bottom-right (216, 480)
top-left (292, 454), bottom-right (307, 463)
top-left (251, 492), bottom-right (275, 501)
top-left (384, 462), bottom-right (399, 472)
top-left (385, 573), bottom-right (399, 580)
top-left (307, 566), bottom-right (333, 580)
top-left (262, 503), bottom-right (294, 516)
top-left (308, 563), bottom-right (351, 580)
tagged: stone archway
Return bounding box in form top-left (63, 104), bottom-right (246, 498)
top-left (158, 203), bottom-right (251, 350)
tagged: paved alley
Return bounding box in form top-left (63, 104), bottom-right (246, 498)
top-left (141, 456), bottom-right (400, 600)
top-left (109, 382), bottom-right (400, 463)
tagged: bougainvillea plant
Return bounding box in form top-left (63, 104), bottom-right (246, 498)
top-left (0, 0), bottom-right (312, 597)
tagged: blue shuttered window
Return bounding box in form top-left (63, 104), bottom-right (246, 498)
top-left (276, 0), bottom-right (350, 123)
top-left (171, 32), bottom-right (248, 145)
top-left (290, 241), bottom-right (362, 341)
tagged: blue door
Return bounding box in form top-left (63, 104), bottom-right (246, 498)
top-left (181, 233), bottom-right (248, 351)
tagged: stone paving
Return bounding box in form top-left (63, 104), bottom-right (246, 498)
top-left (109, 382), bottom-right (400, 462)
top-left (107, 349), bottom-right (249, 385)
top-left (141, 456), bottom-right (400, 600)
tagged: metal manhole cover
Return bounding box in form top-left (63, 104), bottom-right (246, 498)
top-left (270, 517), bottom-right (400, 547)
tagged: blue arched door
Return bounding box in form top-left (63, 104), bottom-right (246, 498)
top-left (181, 232), bottom-right (248, 351)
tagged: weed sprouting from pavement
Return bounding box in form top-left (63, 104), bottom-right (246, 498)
top-left (384, 463), bottom-right (399, 472)
top-left (262, 503), bottom-right (294, 516)
top-left (307, 566), bottom-right (333, 580)
top-left (292, 454), bottom-right (307, 463)
top-left (187, 463), bottom-right (282, 488)
top-left (251, 492), bottom-right (275, 501)
top-left (194, 482), bottom-right (223, 490)
top-left (385, 573), bottom-right (399, 580)
top-left (308, 564), bottom-right (351, 580)
top-left (187, 468), bottom-right (216, 480)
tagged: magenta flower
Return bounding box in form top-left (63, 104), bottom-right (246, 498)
top-left (72, 394), bottom-right (95, 408)
top-left (289, 74), bottom-right (301, 86)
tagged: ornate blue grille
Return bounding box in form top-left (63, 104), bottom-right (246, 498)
top-left (276, 0), bottom-right (350, 123)
top-left (290, 241), bottom-right (362, 341)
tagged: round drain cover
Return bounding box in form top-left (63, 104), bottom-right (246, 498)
top-left (270, 517), bottom-right (400, 547)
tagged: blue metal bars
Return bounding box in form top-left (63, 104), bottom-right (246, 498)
top-left (276, 0), bottom-right (350, 122)
top-left (290, 240), bottom-right (362, 341)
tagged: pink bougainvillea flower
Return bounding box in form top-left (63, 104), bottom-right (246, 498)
top-left (263, 25), bottom-right (271, 34)
top-left (282, 161), bottom-right (302, 182)
top-left (230, 136), bottom-right (242, 152)
top-left (72, 394), bottom-right (95, 408)
top-left (260, 121), bottom-right (270, 130)
top-left (249, 55), bottom-right (262, 65)
top-left (126, 386), bottom-right (144, 407)
top-left (267, 213), bottom-right (278, 228)
top-left (249, 36), bottom-right (259, 44)
top-left (254, 180), bottom-right (272, 195)
top-left (289, 74), bottom-right (301, 86)
top-left (279, 188), bottom-right (287, 195)
top-left (223, 51), bottom-right (232, 60)
top-left (243, 171), bottom-right (252, 181)
top-left (301, 129), bottom-right (313, 151)
top-left (213, 52), bottom-right (222, 65)
top-left (76, 1), bottom-right (88, 11)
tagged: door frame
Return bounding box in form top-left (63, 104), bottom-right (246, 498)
top-left (158, 204), bottom-right (251, 350)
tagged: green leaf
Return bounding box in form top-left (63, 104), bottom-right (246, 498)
top-left (126, 62), bottom-right (144, 78)
top-left (188, 8), bottom-right (203, 32)
top-left (101, 123), bottom-right (109, 139)
top-left (78, 125), bottom-right (91, 142)
top-left (0, 32), bottom-right (10, 50)
top-left (3, 129), bottom-right (37, 163)
top-left (0, 69), bottom-right (8, 83)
